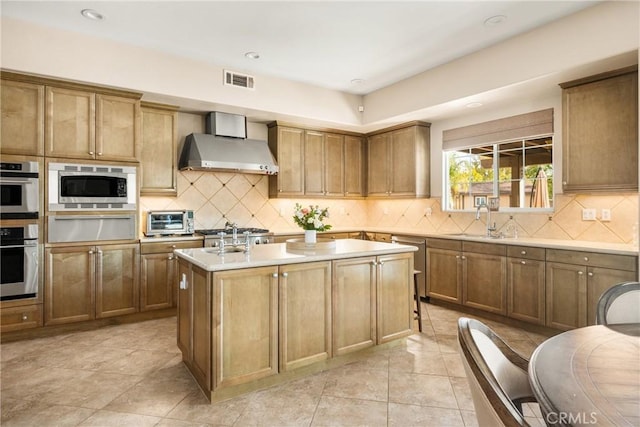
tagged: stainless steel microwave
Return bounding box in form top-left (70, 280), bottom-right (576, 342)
top-left (48, 162), bottom-right (136, 211)
top-left (0, 161), bottom-right (39, 219)
top-left (144, 210), bottom-right (195, 236)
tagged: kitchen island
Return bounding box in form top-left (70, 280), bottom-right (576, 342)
top-left (174, 239), bottom-right (417, 401)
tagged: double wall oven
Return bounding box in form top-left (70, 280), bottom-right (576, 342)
top-left (0, 161), bottom-right (41, 301)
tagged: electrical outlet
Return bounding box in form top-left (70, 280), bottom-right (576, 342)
top-left (601, 209), bottom-right (611, 221)
top-left (424, 208), bottom-right (432, 217)
top-left (582, 208), bottom-right (596, 221)
top-left (383, 208), bottom-right (389, 215)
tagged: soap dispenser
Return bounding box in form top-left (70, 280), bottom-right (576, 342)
top-left (505, 216), bottom-right (518, 239)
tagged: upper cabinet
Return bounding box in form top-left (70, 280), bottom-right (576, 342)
top-left (0, 79), bottom-right (45, 156)
top-left (366, 122), bottom-right (431, 198)
top-left (560, 66), bottom-right (638, 193)
top-left (140, 102), bottom-right (179, 196)
top-left (268, 122), bottom-right (364, 198)
top-left (0, 72), bottom-right (141, 162)
top-left (46, 87), bottom-right (141, 162)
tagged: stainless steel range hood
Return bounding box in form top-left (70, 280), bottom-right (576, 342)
top-left (178, 112), bottom-right (278, 175)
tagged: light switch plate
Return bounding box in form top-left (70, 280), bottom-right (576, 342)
top-left (582, 208), bottom-right (596, 221)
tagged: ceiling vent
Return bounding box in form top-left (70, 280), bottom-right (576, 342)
top-left (224, 70), bottom-right (255, 90)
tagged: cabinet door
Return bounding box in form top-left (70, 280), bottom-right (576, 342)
top-left (45, 87), bottom-right (95, 159)
top-left (270, 126), bottom-right (304, 197)
top-left (279, 262), bottom-right (332, 371)
top-left (191, 265), bottom-right (211, 391)
top-left (177, 258), bottom-right (192, 361)
top-left (426, 248), bottom-right (462, 303)
top-left (389, 127), bottom-right (417, 195)
top-left (1, 79), bottom-right (44, 156)
top-left (140, 105), bottom-right (178, 195)
top-left (507, 258), bottom-right (545, 325)
top-left (45, 246), bottom-right (95, 325)
top-left (377, 253), bottom-right (413, 343)
top-left (546, 262), bottom-right (587, 330)
top-left (96, 95), bottom-right (140, 161)
top-left (463, 252), bottom-right (507, 315)
top-left (344, 135), bottom-right (364, 197)
top-left (140, 252), bottom-right (174, 311)
top-left (586, 267), bottom-right (637, 325)
top-left (562, 72), bottom-right (638, 192)
top-left (213, 266), bottom-right (278, 388)
top-left (304, 130), bottom-right (325, 196)
top-left (324, 133), bottom-right (345, 196)
top-left (95, 244), bottom-right (139, 318)
top-left (332, 257), bottom-right (376, 355)
top-left (366, 133), bottom-right (389, 196)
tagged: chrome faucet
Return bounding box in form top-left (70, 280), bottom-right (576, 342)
top-left (225, 221), bottom-right (239, 245)
top-left (476, 202), bottom-right (497, 237)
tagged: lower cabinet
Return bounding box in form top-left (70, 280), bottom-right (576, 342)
top-left (377, 253), bottom-right (414, 343)
top-left (0, 304), bottom-right (43, 332)
top-left (45, 243), bottom-right (139, 325)
top-left (546, 249), bottom-right (637, 330)
top-left (506, 246), bottom-right (546, 325)
top-left (140, 239), bottom-right (203, 311)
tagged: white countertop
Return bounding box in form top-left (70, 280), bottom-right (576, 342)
top-left (174, 239), bottom-right (417, 272)
top-left (139, 235), bottom-right (204, 243)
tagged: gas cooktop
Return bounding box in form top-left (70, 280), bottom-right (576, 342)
top-left (196, 228), bottom-right (270, 236)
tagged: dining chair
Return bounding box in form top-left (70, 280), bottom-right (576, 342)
top-left (457, 317), bottom-right (536, 427)
top-left (596, 281), bottom-right (640, 325)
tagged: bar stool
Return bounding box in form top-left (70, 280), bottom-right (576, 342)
top-left (413, 269), bottom-right (423, 332)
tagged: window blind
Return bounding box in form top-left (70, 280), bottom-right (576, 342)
top-left (442, 108), bottom-right (553, 151)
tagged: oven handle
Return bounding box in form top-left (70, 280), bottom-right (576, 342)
top-left (1, 244), bottom-right (38, 249)
top-left (0, 179), bottom-right (37, 184)
top-left (50, 215), bottom-right (134, 220)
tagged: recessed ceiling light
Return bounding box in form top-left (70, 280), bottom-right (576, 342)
top-left (245, 52), bottom-right (260, 60)
top-left (351, 78), bottom-right (365, 85)
top-left (484, 15), bottom-right (507, 27)
top-left (81, 9), bottom-right (104, 21)
top-left (466, 102), bottom-right (483, 108)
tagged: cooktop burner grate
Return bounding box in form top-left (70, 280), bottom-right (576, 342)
top-left (196, 228), bottom-right (270, 236)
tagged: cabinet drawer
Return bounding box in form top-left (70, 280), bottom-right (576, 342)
top-left (1, 304), bottom-right (43, 332)
top-left (507, 246), bottom-right (545, 261)
top-left (463, 241), bottom-right (506, 257)
top-left (546, 249), bottom-right (637, 271)
top-left (141, 240), bottom-right (203, 254)
top-left (427, 238), bottom-right (462, 251)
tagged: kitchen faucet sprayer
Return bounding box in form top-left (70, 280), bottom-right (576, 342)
top-left (476, 202), bottom-right (497, 237)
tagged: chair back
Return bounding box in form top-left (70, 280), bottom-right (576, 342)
top-left (596, 281), bottom-right (640, 325)
top-left (457, 317), bottom-right (532, 427)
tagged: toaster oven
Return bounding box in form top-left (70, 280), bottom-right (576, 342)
top-left (145, 210), bottom-right (194, 236)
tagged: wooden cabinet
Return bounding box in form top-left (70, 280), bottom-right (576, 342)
top-left (303, 129), bottom-right (346, 196)
top-left (140, 239), bottom-right (202, 311)
top-left (45, 243), bottom-right (139, 325)
top-left (561, 67), bottom-right (638, 192)
top-left (213, 266), bottom-right (279, 389)
top-left (426, 239), bottom-right (506, 315)
top-left (0, 304), bottom-right (43, 332)
top-left (176, 258), bottom-right (211, 392)
top-left (45, 86), bottom-right (140, 161)
top-left (462, 242), bottom-right (507, 315)
top-left (0, 79), bottom-right (44, 156)
top-left (506, 246), bottom-right (546, 325)
top-left (268, 125), bottom-right (305, 197)
top-left (546, 249), bottom-right (637, 330)
top-left (332, 257), bottom-right (377, 355)
top-left (366, 122), bottom-right (430, 198)
top-left (377, 252), bottom-right (413, 343)
top-left (140, 102), bottom-right (179, 195)
top-left (279, 262), bottom-right (332, 371)
top-left (426, 239), bottom-right (462, 303)
top-left (268, 122), bottom-right (365, 198)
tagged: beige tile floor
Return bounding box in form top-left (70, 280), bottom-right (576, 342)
top-left (1, 303), bottom-right (551, 426)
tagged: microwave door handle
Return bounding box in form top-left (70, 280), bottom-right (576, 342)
top-left (1, 179), bottom-right (36, 184)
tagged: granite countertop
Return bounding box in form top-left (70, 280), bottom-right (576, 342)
top-left (174, 239), bottom-right (417, 272)
top-left (271, 228), bottom-right (639, 256)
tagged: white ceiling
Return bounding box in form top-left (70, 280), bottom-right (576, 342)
top-left (1, 0), bottom-right (601, 95)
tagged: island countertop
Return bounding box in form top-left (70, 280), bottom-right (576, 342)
top-left (174, 238), bottom-right (418, 271)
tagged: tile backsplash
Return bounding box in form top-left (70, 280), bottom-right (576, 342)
top-left (141, 171), bottom-right (639, 244)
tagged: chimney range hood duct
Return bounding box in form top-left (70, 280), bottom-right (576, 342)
top-left (178, 112), bottom-right (278, 175)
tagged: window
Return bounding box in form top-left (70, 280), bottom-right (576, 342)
top-left (445, 136), bottom-right (553, 211)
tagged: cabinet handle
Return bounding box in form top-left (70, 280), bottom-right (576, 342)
top-left (521, 250), bottom-right (527, 255)
top-left (584, 257), bottom-right (589, 262)
top-left (89, 151), bottom-right (94, 155)
top-left (97, 250), bottom-right (103, 255)
top-left (379, 261), bottom-right (384, 266)
top-left (168, 255), bottom-right (174, 260)
top-left (455, 255), bottom-right (460, 259)
top-left (282, 272), bottom-right (288, 278)
top-left (22, 314), bottom-right (28, 321)
top-left (88, 250), bottom-right (94, 254)
top-left (272, 273), bottom-right (278, 278)
top-left (461, 256), bottom-right (466, 260)
top-left (371, 261), bottom-right (378, 266)
top-left (521, 261), bottom-right (526, 265)
top-left (578, 271), bottom-right (584, 275)
top-left (588, 272), bottom-right (593, 277)
top-left (97, 152), bottom-right (103, 156)
top-left (171, 245), bottom-right (176, 248)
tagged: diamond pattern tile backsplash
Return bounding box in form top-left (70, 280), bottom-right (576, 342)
top-left (140, 171), bottom-right (639, 244)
